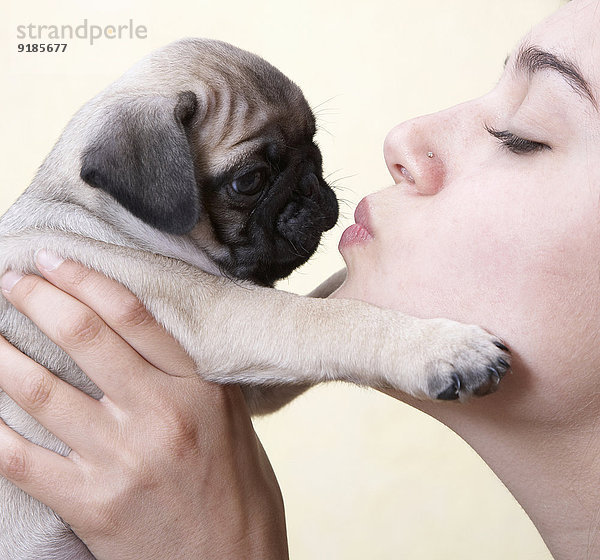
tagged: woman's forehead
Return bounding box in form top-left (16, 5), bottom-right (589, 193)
top-left (524, 0), bottom-right (600, 86)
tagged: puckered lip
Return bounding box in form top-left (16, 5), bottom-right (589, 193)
top-left (338, 196), bottom-right (374, 251)
top-left (353, 197), bottom-right (373, 235)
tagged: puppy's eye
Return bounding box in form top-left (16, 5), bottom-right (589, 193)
top-left (231, 169), bottom-right (267, 195)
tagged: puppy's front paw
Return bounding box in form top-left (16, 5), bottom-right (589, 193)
top-left (416, 320), bottom-right (511, 401)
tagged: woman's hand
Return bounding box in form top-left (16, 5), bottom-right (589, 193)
top-left (0, 253), bottom-right (288, 560)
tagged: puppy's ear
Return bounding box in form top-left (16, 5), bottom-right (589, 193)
top-left (80, 91), bottom-right (200, 235)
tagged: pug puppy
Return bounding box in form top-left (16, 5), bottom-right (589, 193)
top-left (0, 38), bottom-right (510, 559)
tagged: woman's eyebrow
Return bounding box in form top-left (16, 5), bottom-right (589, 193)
top-left (506, 43), bottom-right (597, 110)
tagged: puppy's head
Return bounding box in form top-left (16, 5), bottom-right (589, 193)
top-left (79, 38), bottom-right (338, 286)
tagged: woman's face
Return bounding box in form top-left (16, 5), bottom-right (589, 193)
top-left (335, 0), bottom-right (600, 396)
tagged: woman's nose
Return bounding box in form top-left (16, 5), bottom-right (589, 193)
top-left (383, 118), bottom-right (446, 195)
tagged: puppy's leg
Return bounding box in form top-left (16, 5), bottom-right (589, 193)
top-left (2, 235), bottom-right (510, 411)
top-left (240, 269), bottom-right (348, 413)
top-left (107, 256), bottom-right (509, 407)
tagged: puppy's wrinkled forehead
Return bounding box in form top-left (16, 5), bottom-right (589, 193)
top-left (142, 39), bottom-right (316, 150)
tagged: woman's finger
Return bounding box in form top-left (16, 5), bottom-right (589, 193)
top-left (0, 336), bottom-right (111, 455)
top-left (0, 417), bottom-right (84, 515)
top-left (34, 251), bottom-right (196, 377)
top-left (1, 271), bottom-right (160, 405)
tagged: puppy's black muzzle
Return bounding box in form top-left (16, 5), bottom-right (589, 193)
top-left (213, 153), bottom-right (339, 287)
top-left (277, 171), bottom-right (338, 243)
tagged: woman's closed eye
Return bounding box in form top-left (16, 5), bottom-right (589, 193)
top-left (485, 124), bottom-right (551, 154)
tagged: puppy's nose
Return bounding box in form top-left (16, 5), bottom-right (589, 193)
top-left (299, 173), bottom-right (320, 197)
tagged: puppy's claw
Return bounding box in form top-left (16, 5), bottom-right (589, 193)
top-left (436, 373), bottom-right (461, 400)
top-left (493, 340), bottom-right (510, 353)
top-left (488, 366), bottom-right (501, 382)
top-left (497, 358), bottom-right (510, 375)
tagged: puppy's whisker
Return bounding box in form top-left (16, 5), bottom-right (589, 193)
top-left (316, 125), bottom-right (334, 138)
top-left (313, 106), bottom-right (340, 115)
top-left (310, 95), bottom-right (342, 113)
top-left (285, 237), bottom-right (306, 259)
top-left (338, 196), bottom-right (354, 208)
top-left (324, 170), bottom-right (356, 184)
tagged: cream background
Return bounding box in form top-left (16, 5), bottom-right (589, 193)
top-left (0, 0), bottom-right (564, 558)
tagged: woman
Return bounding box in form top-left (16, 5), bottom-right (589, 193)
top-left (0, 0), bottom-right (596, 558)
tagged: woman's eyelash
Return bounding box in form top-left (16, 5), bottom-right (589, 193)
top-left (484, 124), bottom-right (551, 154)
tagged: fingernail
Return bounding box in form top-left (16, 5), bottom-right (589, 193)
top-left (35, 250), bottom-right (64, 272)
top-left (1, 271), bottom-right (24, 294)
